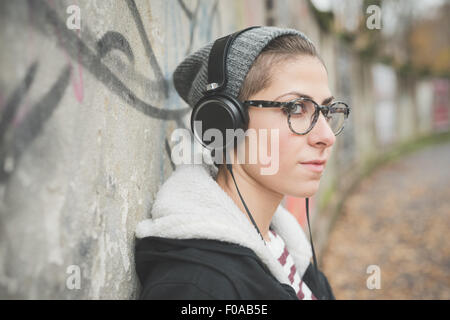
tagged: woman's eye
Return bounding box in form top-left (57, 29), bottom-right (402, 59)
top-left (291, 103), bottom-right (305, 114)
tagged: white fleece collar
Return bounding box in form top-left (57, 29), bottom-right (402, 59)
top-left (135, 161), bottom-right (313, 285)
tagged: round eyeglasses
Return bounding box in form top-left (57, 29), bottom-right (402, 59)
top-left (243, 97), bottom-right (351, 136)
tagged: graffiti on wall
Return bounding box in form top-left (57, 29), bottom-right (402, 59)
top-left (0, 0), bottom-right (221, 183)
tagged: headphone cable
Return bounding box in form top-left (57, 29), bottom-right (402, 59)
top-left (306, 197), bottom-right (320, 278)
top-left (226, 163), bottom-right (266, 243)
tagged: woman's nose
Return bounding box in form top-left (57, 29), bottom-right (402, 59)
top-left (308, 112), bottom-right (336, 147)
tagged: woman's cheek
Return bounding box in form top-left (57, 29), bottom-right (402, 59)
top-left (277, 127), bottom-right (296, 175)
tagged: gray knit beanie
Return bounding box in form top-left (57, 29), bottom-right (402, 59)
top-left (172, 26), bottom-right (315, 108)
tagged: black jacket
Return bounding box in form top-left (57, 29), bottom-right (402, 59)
top-left (135, 236), bottom-right (335, 300)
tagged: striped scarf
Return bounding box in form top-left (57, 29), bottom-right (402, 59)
top-left (267, 229), bottom-right (317, 300)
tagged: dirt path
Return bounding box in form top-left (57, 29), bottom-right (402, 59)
top-left (321, 141), bottom-right (450, 299)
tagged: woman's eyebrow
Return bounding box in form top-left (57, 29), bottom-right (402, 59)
top-left (275, 91), bottom-right (334, 105)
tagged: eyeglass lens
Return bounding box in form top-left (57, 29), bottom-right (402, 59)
top-left (287, 99), bottom-right (347, 135)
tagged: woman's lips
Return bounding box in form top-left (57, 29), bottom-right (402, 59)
top-left (299, 162), bottom-right (325, 172)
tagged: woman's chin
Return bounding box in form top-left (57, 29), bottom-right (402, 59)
top-left (284, 182), bottom-right (320, 198)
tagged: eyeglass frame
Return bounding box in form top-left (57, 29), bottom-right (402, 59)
top-left (242, 97), bottom-right (351, 136)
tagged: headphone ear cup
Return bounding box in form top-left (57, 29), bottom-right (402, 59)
top-left (191, 94), bottom-right (248, 150)
top-left (226, 95), bottom-right (249, 130)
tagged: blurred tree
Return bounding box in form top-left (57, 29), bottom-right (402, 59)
top-left (409, 2), bottom-right (450, 77)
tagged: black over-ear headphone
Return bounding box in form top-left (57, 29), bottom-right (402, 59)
top-left (190, 26), bottom-right (261, 152)
top-left (190, 26), bottom-right (266, 242)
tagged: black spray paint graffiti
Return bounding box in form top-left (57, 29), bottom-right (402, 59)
top-left (97, 31), bottom-right (135, 64)
top-left (0, 0), bottom-right (219, 182)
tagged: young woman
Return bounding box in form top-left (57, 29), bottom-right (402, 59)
top-left (135, 26), bottom-right (349, 300)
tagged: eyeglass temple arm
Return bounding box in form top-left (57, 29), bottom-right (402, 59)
top-left (243, 100), bottom-right (292, 108)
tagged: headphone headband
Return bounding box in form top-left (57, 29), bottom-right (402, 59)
top-left (206, 26), bottom-right (261, 92)
top-left (191, 26), bottom-right (262, 151)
